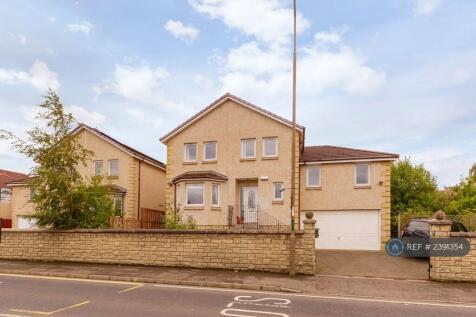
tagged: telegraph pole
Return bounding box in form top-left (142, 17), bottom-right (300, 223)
top-left (289, 0), bottom-right (297, 276)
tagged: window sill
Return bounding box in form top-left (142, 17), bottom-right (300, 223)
top-left (107, 176), bottom-right (119, 179)
top-left (306, 186), bottom-right (322, 190)
top-left (240, 158), bottom-right (256, 162)
top-left (184, 205), bottom-right (205, 210)
top-left (183, 161), bottom-right (198, 165)
top-left (262, 156), bottom-right (278, 160)
top-left (354, 185), bottom-right (371, 189)
top-left (211, 206), bottom-right (222, 211)
top-left (203, 160), bottom-right (217, 164)
top-left (272, 200), bottom-right (284, 204)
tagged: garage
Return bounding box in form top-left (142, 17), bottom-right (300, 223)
top-left (302, 210), bottom-right (381, 251)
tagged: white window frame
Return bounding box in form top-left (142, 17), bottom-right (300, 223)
top-left (211, 183), bottom-right (220, 207)
top-left (108, 159), bottom-right (119, 177)
top-left (241, 138), bottom-right (256, 159)
top-left (203, 141), bottom-right (217, 161)
top-left (184, 143), bottom-right (198, 162)
top-left (113, 195), bottom-right (124, 216)
top-left (93, 160), bottom-right (104, 176)
top-left (263, 137), bottom-right (278, 158)
top-left (273, 182), bottom-right (284, 201)
top-left (185, 183), bottom-right (204, 206)
top-left (306, 165), bottom-right (321, 188)
top-left (29, 187), bottom-right (36, 201)
top-left (0, 187), bottom-right (11, 203)
top-left (355, 163), bottom-right (371, 186)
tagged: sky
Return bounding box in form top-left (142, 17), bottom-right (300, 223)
top-left (0, 0), bottom-right (475, 188)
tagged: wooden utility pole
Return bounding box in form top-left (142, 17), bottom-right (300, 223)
top-left (289, 0), bottom-right (297, 276)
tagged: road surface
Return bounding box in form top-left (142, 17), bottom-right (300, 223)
top-left (0, 274), bottom-right (475, 317)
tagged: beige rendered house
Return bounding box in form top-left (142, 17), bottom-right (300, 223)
top-left (8, 124), bottom-right (166, 229)
top-left (0, 169), bottom-right (28, 227)
top-left (161, 93), bottom-right (398, 250)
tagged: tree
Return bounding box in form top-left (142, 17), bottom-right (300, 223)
top-left (0, 90), bottom-right (114, 229)
top-left (390, 158), bottom-right (441, 235)
top-left (446, 164), bottom-right (476, 215)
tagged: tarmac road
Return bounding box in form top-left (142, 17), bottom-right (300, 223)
top-left (0, 274), bottom-right (475, 317)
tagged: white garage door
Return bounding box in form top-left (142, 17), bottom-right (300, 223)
top-left (302, 210), bottom-right (380, 251)
top-left (17, 216), bottom-right (38, 229)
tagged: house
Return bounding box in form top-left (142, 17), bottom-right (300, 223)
top-left (0, 169), bottom-right (28, 227)
top-left (7, 124), bottom-right (167, 229)
top-left (160, 93), bottom-right (398, 250)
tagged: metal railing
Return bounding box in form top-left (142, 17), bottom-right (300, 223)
top-left (227, 205), bottom-right (288, 230)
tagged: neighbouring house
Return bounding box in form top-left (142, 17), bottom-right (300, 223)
top-left (160, 93), bottom-right (398, 250)
top-left (0, 169), bottom-right (28, 227)
top-left (7, 124), bottom-right (167, 229)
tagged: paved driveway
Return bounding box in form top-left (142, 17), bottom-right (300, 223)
top-left (316, 250), bottom-right (429, 280)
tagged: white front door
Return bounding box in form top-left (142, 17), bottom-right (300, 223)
top-left (241, 187), bottom-right (258, 223)
top-left (302, 210), bottom-right (381, 250)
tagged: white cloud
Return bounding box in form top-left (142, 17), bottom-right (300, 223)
top-left (219, 31), bottom-right (386, 98)
top-left (0, 60), bottom-right (60, 91)
top-left (67, 21), bottom-right (94, 35)
top-left (164, 20), bottom-right (199, 43)
top-left (65, 105), bottom-right (106, 127)
top-left (414, 0), bottom-right (444, 15)
top-left (190, 0), bottom-right (309, 44)
top-left (193, 74), bottom-right (214, 89)
top-left (96, 63), bottom-right (191, 114)
top-left (18, 34), bottom-right (27, 45)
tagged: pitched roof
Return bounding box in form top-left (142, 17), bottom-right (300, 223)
top-left (160, 93), bottom-right (305, 142)
top-left (301, 145), bottom-right (399, 163)
top-left (0, 169), bottom-right (28, 188)
top-left (71, 124), bottom-right (166, 170)
top-left (171, 171), bottom-right (228, 183)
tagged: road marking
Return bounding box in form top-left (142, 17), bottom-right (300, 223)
top-left (0, 314), bottom-right (32, 317)
top-left (220, 308), bottom-right (289, 317)
top-left (154, 284), bottom-right (476, 309)
top-left (316, 274), bottom-right (430, 283)
top-left (118, 284), bottom-right (144, 294)
top-left (0, 273), bottom-right (140, 286)
top-left (10, 300), bottom-right (90, 316)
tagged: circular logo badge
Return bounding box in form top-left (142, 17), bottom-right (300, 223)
top-left (385, 238), bottom-right (404, 256)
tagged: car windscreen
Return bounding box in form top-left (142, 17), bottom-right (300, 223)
top-left (406, 221), bottom-right (430, 232)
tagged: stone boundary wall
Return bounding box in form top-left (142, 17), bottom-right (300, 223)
top-left (0, 220), bottom-right (316, 274)
top-left (430, 219), bottom-right (476, 282)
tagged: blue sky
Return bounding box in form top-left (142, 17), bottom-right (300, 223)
top-left (0, 0), bottom-right (475, 187)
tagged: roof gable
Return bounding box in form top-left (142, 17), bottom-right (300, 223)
top-left (71, 124), bottom-right (166, 170)
top-left (160, 93), bottom-right (304, 142)
top-left (0, 169), bottom-right (28, 188)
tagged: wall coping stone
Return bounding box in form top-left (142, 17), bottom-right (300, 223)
top-left (450, 232), bottom-right (476, 238)
top-left (3, 228), bottom-right (304, 235)
top-left (429, 219), bottom-right (452, 225)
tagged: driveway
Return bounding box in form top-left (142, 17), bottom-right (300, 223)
top-left (316, 250), bottom-right (429, 280)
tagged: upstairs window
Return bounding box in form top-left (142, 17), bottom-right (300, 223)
top-left (109, 159), bottom-right (119, 177)
top-left (263, 137), bottom-right (278, 157)
top-left (186, 183), bottom-right (204, 206)
top-left (273, 182), bottom-right (284, 201)
top-left (204, 142), bottom-right (217, 161)
top-left (94, 160), bottom-right (103, 176)
top-left (184, 143), bottom-right (197, 162)
top-left (29, 187), bottom-right (36, 201)
top-left (212, 183), bottom-right (220, 207)
top-left (355, 163), bottom-right (370, 185)
top-left (0, 188), bottom-right (11, 203)
top-left (241, 139), bottom-right (256, 159)
top-left (307, 166), bottom-right (321, 187)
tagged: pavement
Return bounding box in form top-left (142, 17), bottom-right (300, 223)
top-left (0, 259), bottom-right (475, 306)
top-left (1, 274), bottom-right (476, 317)
top-left (316, 250), bottom-right (430, 280)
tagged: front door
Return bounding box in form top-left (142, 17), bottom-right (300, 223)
top-left (241, 187), bottom-right (258, 223)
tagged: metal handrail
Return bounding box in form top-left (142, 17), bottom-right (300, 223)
top-left (227, 205), bottom-right (288, 230)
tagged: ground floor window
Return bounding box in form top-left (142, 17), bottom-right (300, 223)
top-left (186, 183), bottom-right (204, 206)
top-left (212, 183), bottom-right (220, 207)
top-left (113, 196), bottom-right (124, 216)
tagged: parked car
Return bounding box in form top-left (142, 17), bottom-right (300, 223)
top-left (402, 218), bottom-right (468, 239)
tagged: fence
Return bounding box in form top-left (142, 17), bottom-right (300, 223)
top-left (109, 208), bottom-right (165, 229)
top-left (227, 205), bottom-right (288, 230)
top-left (0, 218), bottom-right (12, 229)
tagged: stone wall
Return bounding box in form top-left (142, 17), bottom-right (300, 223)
top-left (429, 219), bottom-right (476, 282)
top-left (0, 219), bottom-right (316, 275)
